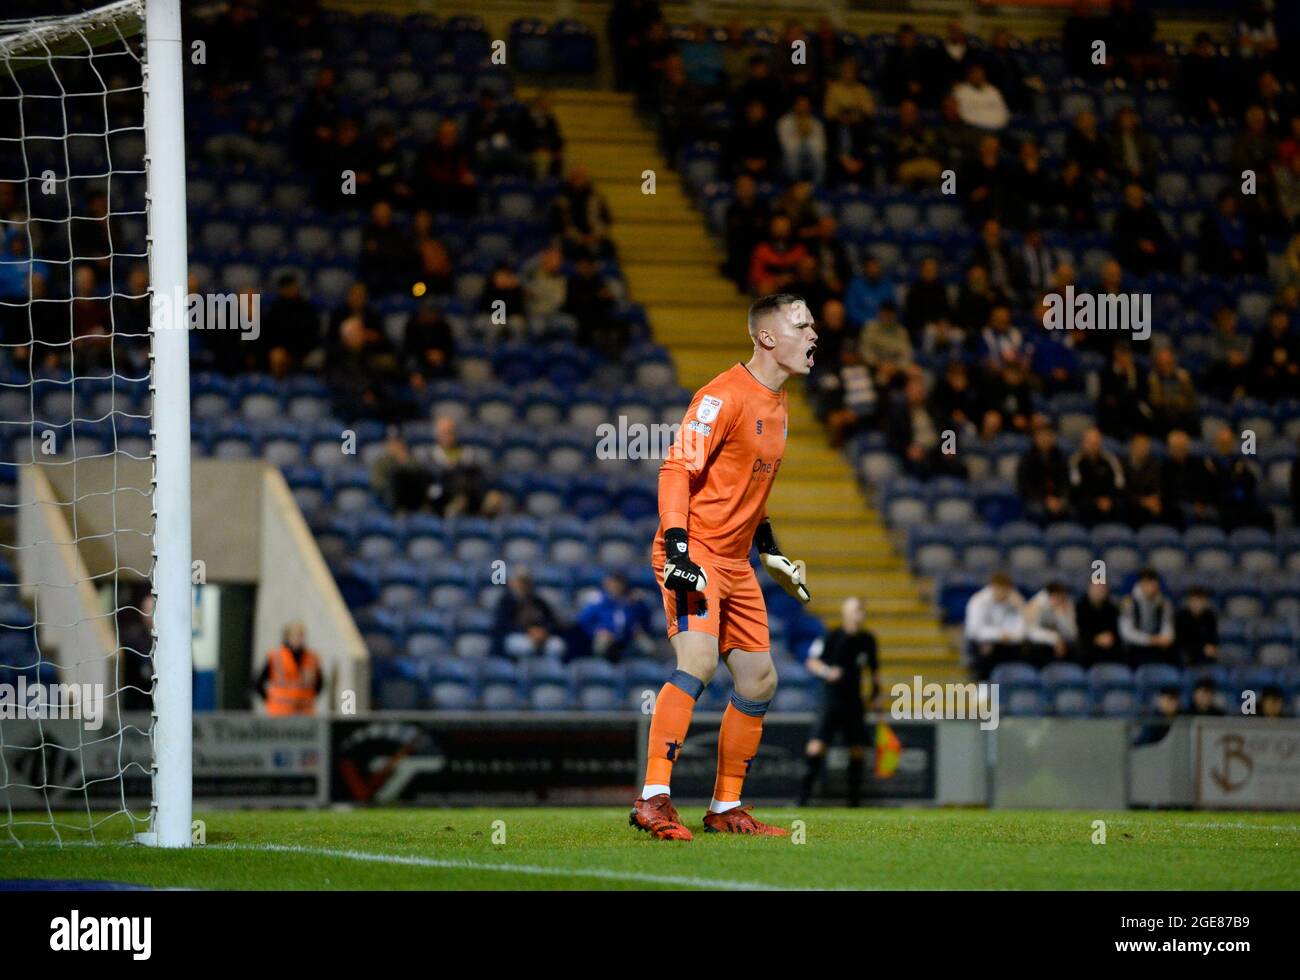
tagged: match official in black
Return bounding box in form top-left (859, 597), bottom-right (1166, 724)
top-left (798, 596), bottom-right (879, 807)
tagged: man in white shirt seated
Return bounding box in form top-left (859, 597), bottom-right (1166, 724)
top-left (964, 570), bottom-right (1026, 679)
top-left (1024, 580), bottom-right (1079, 668)
top-left (952, 63), bottom-right (1010, 132)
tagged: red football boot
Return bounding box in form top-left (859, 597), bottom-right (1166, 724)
top-left (702, 805), bottom-right (788, 836)
top-left (629, 793), bottom-right (694, 841)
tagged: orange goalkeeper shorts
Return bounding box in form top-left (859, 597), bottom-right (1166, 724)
top-left (651, 547), bottom-right (770, 653)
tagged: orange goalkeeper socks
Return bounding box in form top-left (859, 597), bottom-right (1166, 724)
top-left (642, 669), bottom-right (705, 793)
top-left (712, 693), bottom-right (769, 805)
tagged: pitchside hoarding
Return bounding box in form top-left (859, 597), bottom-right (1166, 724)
top-left (1194, 719), bottom-right (1300, 810)
top-left (0, 713), bottom-right (326, 808)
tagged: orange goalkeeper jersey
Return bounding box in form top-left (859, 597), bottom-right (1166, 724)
top-left (654, 363), bottom-right (788, 562)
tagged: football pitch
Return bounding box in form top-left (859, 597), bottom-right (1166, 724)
top-left (2, 808), bottom-right (1298, 890)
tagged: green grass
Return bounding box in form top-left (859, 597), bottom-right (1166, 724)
top-left (2, 808), bottom-right (1298, 890)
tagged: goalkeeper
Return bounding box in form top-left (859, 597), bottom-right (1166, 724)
top-left (630, 294), bottom-right (817, 840)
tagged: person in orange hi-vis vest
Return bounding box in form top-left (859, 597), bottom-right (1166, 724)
top-left (256, 621), bottom-right (324, 716)
top-left (629, 293), bottom-right (817, 841)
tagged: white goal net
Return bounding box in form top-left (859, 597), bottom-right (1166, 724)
top-left (0, 0), bottom-right (191, 849)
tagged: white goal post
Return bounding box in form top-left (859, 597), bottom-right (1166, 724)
top-left (0, 0), bottom-right (191, 848)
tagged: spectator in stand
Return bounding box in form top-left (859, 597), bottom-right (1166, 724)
top-left (729, 98), bottom-right (781, 181)
top-left (965, 571), bottom-right (1026, 680)
top-left (1112, 183), bottom-right (1180, 275)
top-left (492, 565), bottom-right (566, 660)
top-left (1123, 432), bottom-right (1165, 527)
top-left (1066, 110), bottom-right (1111, 186)
top-left (1055, 158), bottom-right (1097, 231)
top-left (358, 200), bottom-right (414, 297)
top-left (827, 101), bottom-right (876, 188)
top-left (402, 301), bottom-right (455, 389)
top-left (973, 218), bottom-right (1027, 301)
top-left (411, 238), bottom-right (454, 300)
top-left (733, 54), bottom-right (784, 120)
top-left (1206, 305), bottom-right (1252, 399)
top-left (844, 254), bottom-right (895, 331)
top-left (1107, 108), bottom-right (1159, 187)
top-left (1180, 33), bottom-right (1230, 121)
top-left (1097, 342), bottom-right (1151, 440)
top-left (1069, 426), bottom-right (1126, 526)
top-left (776, 94), bottom-right (828, 185)
top-left (1175, 586), bottom-right (1220, 667)
top-left (804, 215), bottom-right (852, 297)
top-left (1146, 347), bottom-right (1200, 436)
top-left (575, 571), bottom-right (653, 662)
top-left (554, 164), bottom-right (615, 260)
top-left (523, 245), bottom-right (568, 317)
top-left (748, 215), bottom-right (808, 295)
top-left (480, 263), bottom-right (527, 330)
top-left (1119, 569), bottom-right (1177, 668)
top-left (1133, 686), bottom-right (1182, 745)
top-left (987, 358), bottom-right (1035, 434)
top-left (722, 173), bottom-right (771, 288)
top-left (859, 300), bottom-right (912, 384)
top-left (887, 375), bottom-right (965, 480)
top-left (657, 55), bottom-right (707, 162)
top-left (1205, 426), bottom-right (1274, 531)
top-left (1199, 189), bottom-right (1267, 277)
top-left (1005, 142), bottom-right (1056, 231)
top-left (903, 256), bottom-right (954, 342)
top-left (371, 429), bottom-right (434, 514)
top-left (521, 92), bottom-right (564, 179)
top-left (932, 359), bottom-right (981, 438)
top-left (259, 273), bottom-right (322, 376)
top-left (1233, 104), bottom-right (1279, 189)
top-left (938, 18), bottom-right (973, 89)
top-left (1161, 429), bottom-right (1212, 528)
top-left (936, 93), bottom-right (979, 170)
top-left (952, 62), bottom-right (1010, 132)
top-left (963, 135), bottom-right (1009, 226)
top-left (429, 416), bottom-right (505, 518)
top-left (954, 263), bottom-right (1006, 334)
top-left (888, 99), bottom-right (944, 188)
top-left (880, 23), bottom-right (934, 107)
top-left (1077, 581), bottom-right (1121, 666)
top-left (1248, 305), bottom-right (1300, 401)
top-left (823, 57), bottom-right (876, 124)
top-left (564, 257), bottom-right (620, 356)
top-left (1189, 677), bottom-right (1225, 717)
top-left (817, 347), bottom-right (879, 448)
top-left (977, 303), bottom-right (1025, 371)
top-left (1018, 420), bottom-right (1072, 525)
top-left (1062, 0), bottom-right (1102, 77)
top-left (413, 118), bottom-right (476, 217)
top-left (1107, 0), bottom-right (1160, 80)
top-left (1261, 686), bottom-right (1290, 719)
top-left (325, 314), bottom-right (406, 422)
top-left (984, 27), bottom-right (1033, 114)
top-left (364, 124), bottom-right (410, 207)
top-left (1024, 581), bottom-right (1079, 667)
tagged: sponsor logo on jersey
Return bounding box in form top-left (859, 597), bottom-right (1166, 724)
top-left (756, 418), bottom-right (763, 435)
top-left (686, 419), bottom-right (711, 437)
top-left (697, 394), bottom-right (723, 423)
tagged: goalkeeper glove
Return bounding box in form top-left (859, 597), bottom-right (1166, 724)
top-left (663, 527), bottom-right (708, 593)
top-left (754, 518), bottom-right (811, 603)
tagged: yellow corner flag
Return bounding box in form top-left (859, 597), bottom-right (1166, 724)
top-left (874, 722), bottom-right (902, 779)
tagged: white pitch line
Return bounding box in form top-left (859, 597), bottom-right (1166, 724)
top-left (1109, 820), bottom-right (1300, 834)
top-left (211, 843), bottom-right (800, 891)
